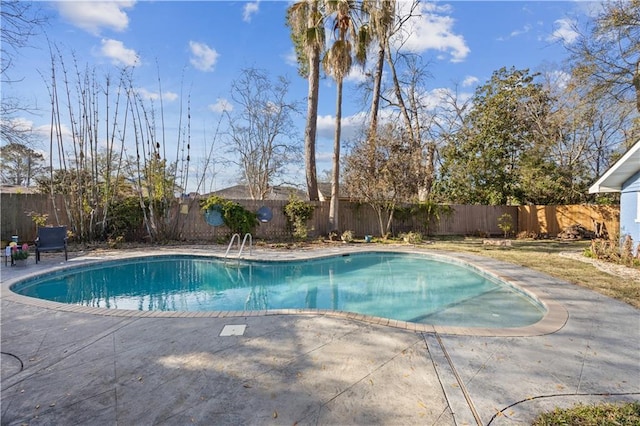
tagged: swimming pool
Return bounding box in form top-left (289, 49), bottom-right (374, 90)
top-left (10, 252), bottom-right (546, 328)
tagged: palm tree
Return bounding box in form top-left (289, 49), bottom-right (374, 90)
top-left (362, 0), bottom-right (396, 140)
top-left (322, 0), bottom-right (367, 232)
top-left (286, 0), bottom-right (325, 201)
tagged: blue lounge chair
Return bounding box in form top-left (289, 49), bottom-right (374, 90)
top-left (35, 226), bottom-right (68, 263)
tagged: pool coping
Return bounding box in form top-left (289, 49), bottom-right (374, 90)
top-left (0, 245), bottom-right (568, 337)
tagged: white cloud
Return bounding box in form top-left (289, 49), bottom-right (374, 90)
top-left (462, 75), bottom-right (479, 87)
top-left (417, 87), bottom-right (448, 109)
top-left (35, 123), bottom-right (67, 141)
top-left (574, 2), bottom-right (602, 18)
top-left (189, 41), bottom-right (219, 72)
top-left (345, 65), bottom-right (368, 84)
top-left (209, 98), bottom-right (233, 113)
top-left (547, 69), bottom-right (571, 90)
top-left (135, 88), bottom-right (178, 102)
top-left (315, 115), bottom-right (335, 140)
top-left (283, 47), bottom-right (298, 68)
top-left (100, 39), bottom-right (139, 67)
top-left (394, 1), bottom-right (469, 62)
top-left (264, 101), bottom-right (281, 115)
top-left (548, 18), bottom-right (579, 44)
top-left (315, 150), bottom-right (334, 163)
top-left (510, 24), bottom-right (532, 38)
top-left (316, 112), bottom-right (367, 141)
top-left (243, 1), bottom-right (260, 22)
top-left (1, 116), bottom-right (33, 133)
top-left (9, 118), bottom-right (71, 150)
top-left (56, 1), bottom-right (135, 36)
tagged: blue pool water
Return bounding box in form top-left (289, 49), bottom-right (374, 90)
top-left (11, 252), bottom-right (545, 327)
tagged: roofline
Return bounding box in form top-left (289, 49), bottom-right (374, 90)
top-left (588, 140), bottom-right (640, 194)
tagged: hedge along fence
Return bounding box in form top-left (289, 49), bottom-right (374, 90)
top-left (0, 193), bottom-right (620, 243)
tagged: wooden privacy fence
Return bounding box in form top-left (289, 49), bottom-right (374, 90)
top-left (0, 193), bottom-right (620, 243)
top-left (517, 205), bottom-right (619, 238)
top-left (1, 193), bottom-right (71, 243)
top-left (188, 203), bottom-right (517, 239)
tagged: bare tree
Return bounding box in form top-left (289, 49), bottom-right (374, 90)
top-left (225, 67), bottom-right (302, 200)
top-left (356, 1), bottom-right (435, 200)
top-left (343, 122), bottom-right (418, 237)
top-left (542, 67), bottom-right (637, 199)
top-left (1, 1), bottom-right (45, 81)
top-left (428, 83), bottom-right (471, 200)
top-left (378, 50), bottom-right (437, 200)
top-left (567, 0), bottom-right (640, 113)
top-left (1, 1), bottom-right (47, 145)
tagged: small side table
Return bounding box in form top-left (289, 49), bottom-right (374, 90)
top-left (5, 245), bottom-right (29, 266)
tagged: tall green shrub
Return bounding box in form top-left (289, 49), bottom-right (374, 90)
top-left (283, 196), bottom-right (315, 239)
top-left (106, 197), bottom-right (147, 241)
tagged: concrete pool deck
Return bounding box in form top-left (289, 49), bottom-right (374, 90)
top-left (1, 245), bottom-right (639, 425)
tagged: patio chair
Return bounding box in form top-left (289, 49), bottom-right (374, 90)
top-left (35, 226), bottom-right (68, 264)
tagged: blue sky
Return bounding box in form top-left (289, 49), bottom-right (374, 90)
top-left (4, 1), bottom-right (596, 193)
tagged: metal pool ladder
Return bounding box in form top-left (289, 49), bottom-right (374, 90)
top-left (225, 233), bottom-right (252, 258)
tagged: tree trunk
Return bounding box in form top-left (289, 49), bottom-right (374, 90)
top-left (420, 142), bottom-right (436, 201)
top-left (329, 79), bottom-right (343, 232)
top-left (305, 2), bottom-right (320, 201)
top-left (374, 204), bottom-right (385, 237)
top-left (385, 44), bottom-right (415, 147)
top-left (384, 206), bottom-right (395, 237)
top-left (368, 42), bottom-right (385, 140)
top-left (633, 59), bottom-right (640, 114)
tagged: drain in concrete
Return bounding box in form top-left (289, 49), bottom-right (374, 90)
top-left (220, 325), bottom-right (246, 336)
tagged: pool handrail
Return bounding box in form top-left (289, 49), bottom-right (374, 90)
top-left (224, 233), bottom-right (240, 258)
top-left (224, 233), bottom-right (252, 258)
top-left (239, 233), bottom-right (252, 257)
